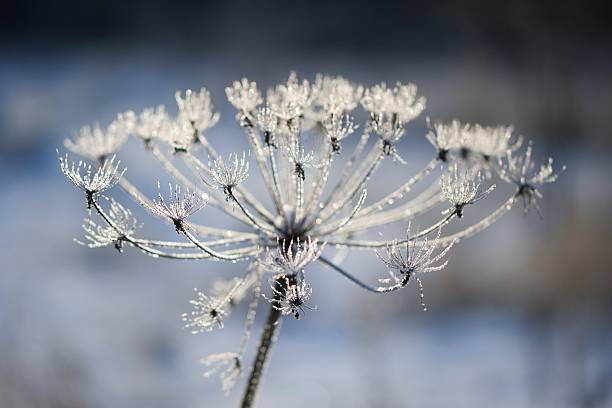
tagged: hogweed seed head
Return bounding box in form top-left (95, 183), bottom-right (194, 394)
top-left (262, 237), bottom-right (324, 275)
top-left (440, 162), bottom-right (495, 217)
top-left (226, 78), bottom-right (263, 113)
top-left (498, 142), bottom-right (565, 214)
top-left (77, 197), bottom-right (139, 252)
top-left (310, 74), bottom-right (364, 118)
top-left (377, 223), bottom-right (455, 292)
top-left (150, 182), bottom-right (207, 232)
top-left (265, 275), bottom-right (314, 320)
top-left (203, 152), bottom-right (250, 199)
top-left (182, 288), bottom-right (228, 333)
top-left (133, 105), bottom-right (169, 145)
top-left (361, 82), bottom-right (426, 124)
top-left (322, 114), bottom-right (357, 153)
top-left (267, 71), bottom-right (312, 120)
top-left (59, 153), bottom-right (125, 208)
top-left (59, 71), bottom-right (563, 398)
top-left (201, 352), bottom-right (242, 395)
top-left (64, 114), bottom-right (131, 161)
top-left (175, 88), bottom-right (220, 134)
top-left (371, 118), bottom-right (407, 163)
top-left (256, 103), bottom-right (279, 138)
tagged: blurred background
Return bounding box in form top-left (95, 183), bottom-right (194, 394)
top-left (1, 0), bottom-right (611, 407)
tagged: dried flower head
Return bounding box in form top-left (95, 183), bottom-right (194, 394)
top-left (261, 237), bottom-right (324, 275)
top-left (267, 71), bottom-right (312, 120)
top-left (175, 88), bottom-right (220, 134)
top-left (466, 124), bottom-right (522, 160)
top-left (64, 114), bottom-right (131, 161)
top-left (371, 118), bottom-right (406, 163)
top-left (361, 82), bottom-right (426, 123)
top-left (498, 142), bottom-right (565, 214)
top-left (426, 118), bottom-right (465, 161)
top-left (203, 152), bottom-right (250, 199)
top-left (133, 105), bottom-right (169, 145)
top-left (310, 74), bottom-right (364, 118)
top-left (181, 288), bottom-right (227, 333)
top-left (77, 197), bottom-right (139, 252)
top-left (150, 182), bottom-right (207, 232)
top-left (156, 116), bottom-right (195, 152)
top-left (202, 352), bottom-right (242, 395)
top-left (440, 162), bottom-right (496, 217)
top-left (322, 114), bottom-right (357, 153)
top-left (377, 224), bottom-right (455, 290)
top-left (226, 78), bottom-right (263, 113)
top-left (265, 275), bottom-right (314, 320)
top-left (59, 153), bottom-right (125, 208)
top-left (60, 71), bottom-right (563, 401)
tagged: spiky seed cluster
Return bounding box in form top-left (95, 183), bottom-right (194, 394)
top-left (262, 237), bottom-right (324, 275)
top-left (310, 74), bottom-right (364, 118)
top-left (133, 106), bottom-right (169, 145)
top-left (256, 103), bottom-right (278, 137)
top-left (175, 88), bottom-right (220, 134)
top-left (267, 71), bottom-right (313, 121)
top-left (59, 153), bottom-right (125, 207)
top-left (266, 276), bottom-right (314, 320)
top-left (202, 352), bottom-right (242, 395)
top-left (78, 198), bottom-right (139, 251)
top-left (58, 71), bottom-right (562, 397)
top-left (226, 78), bottom-right (263, 113)
top-left (64, 113), bottom-right (133, 161)
top-left (377, 224), bottom-right (455, 290)
top-left (323, 114), bottom-right (357, 153)
top-left (203, 152), bottom-right (250, 199)
top-left (181, 289), bottom-right (227, 333)
top-left (150, 183), bottom-right (207, 232)
top-left (498, 143), bottom-right (565, 213)
top-left (440, 162), bottom-right (496, 217)
top-left (361, 82), bottom-right (426, 123)
top-left (371, 118), bottom-right (407, 163)
top-left (426, 119), bottom-right (523, 164)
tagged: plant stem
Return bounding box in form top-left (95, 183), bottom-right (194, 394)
top-left (240, 290), bottom-right (284, 407)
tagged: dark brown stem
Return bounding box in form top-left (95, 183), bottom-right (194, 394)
top-left (240, 283), bottom-right (284, 408)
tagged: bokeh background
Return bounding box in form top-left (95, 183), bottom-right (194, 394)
top-left (1, 1), bottom-right (611, 407)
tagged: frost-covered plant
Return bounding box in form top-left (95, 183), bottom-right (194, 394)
top-left (58, 72), bottom-right (563, 407)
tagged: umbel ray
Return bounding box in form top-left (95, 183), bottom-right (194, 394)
top-left (59, 72), bottom-right (563, 407)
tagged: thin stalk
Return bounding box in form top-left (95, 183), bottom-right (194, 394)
top-left (241, 297), bottom-right (283, 408)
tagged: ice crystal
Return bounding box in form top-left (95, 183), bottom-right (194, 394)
top-left (58, 71), bottom-right (563, 399)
